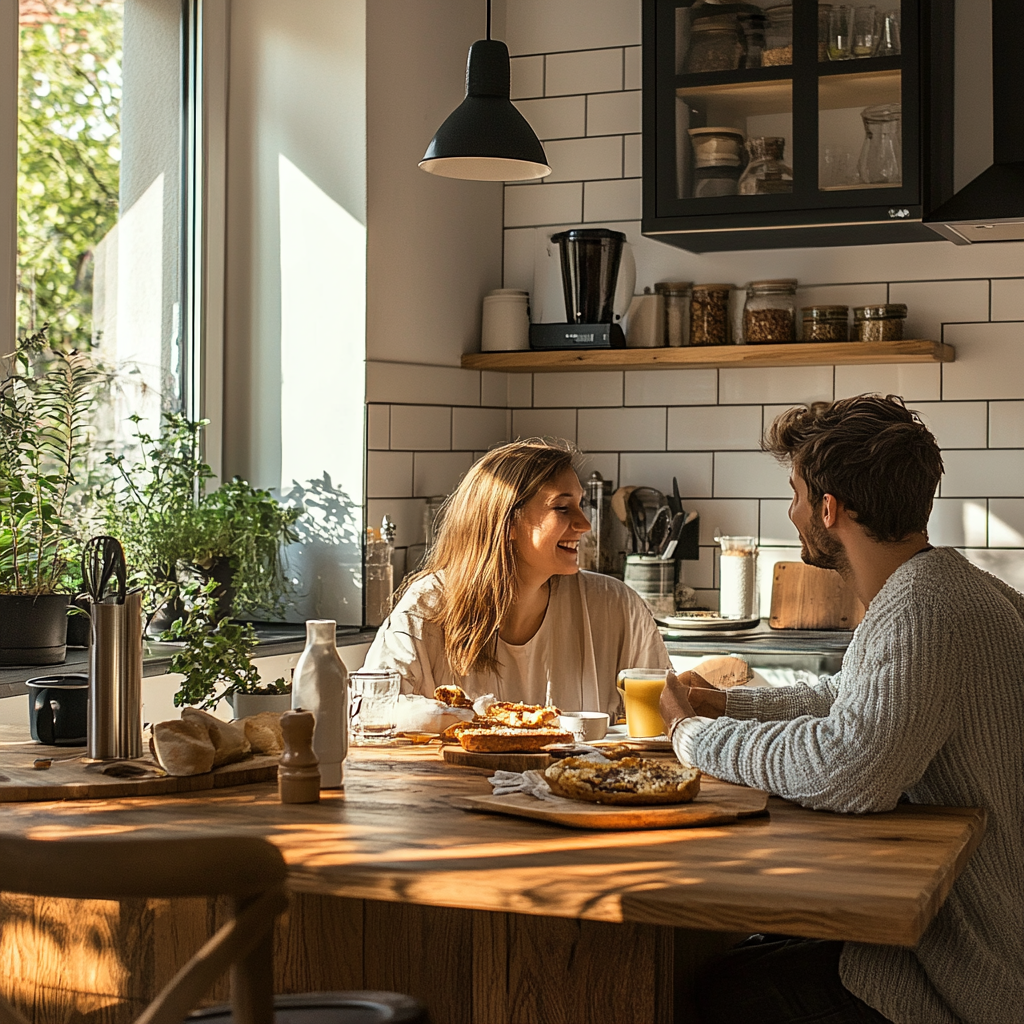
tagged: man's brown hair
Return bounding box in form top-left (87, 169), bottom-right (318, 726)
top-left (762, 394), bottom-right (944, 543)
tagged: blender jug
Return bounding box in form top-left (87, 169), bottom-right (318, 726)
top-left (550, 228), bottom-right (627, 324)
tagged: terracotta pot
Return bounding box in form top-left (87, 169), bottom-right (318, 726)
top-left (0, 594), bottom-right (70, 666)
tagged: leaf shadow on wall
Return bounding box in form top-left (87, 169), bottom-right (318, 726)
top-left (281, 472), bottom-right (363, 625)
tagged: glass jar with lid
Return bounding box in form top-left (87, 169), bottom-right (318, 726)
top-left (853, 303), bottom-right (907, 341)
top-left (655, 281), bottom-right (692, 347)
top-left (802, 305), bottom-right (850, 342)
top-left (743, 280), bottom-right (797, 343)
top-left (684, 20), bottom-right (742, 73)
top-left (763, 4), bottom-right (793, 65)
top-left (690, 284), bottom-right (733, 346)
top-left (739, 136), bottom-right (793, 195)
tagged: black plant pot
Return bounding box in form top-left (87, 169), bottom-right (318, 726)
top-left (0, 594), bottom-right (70, 666)
top-left (147, 594), bottom-right (186, 637)
top-left (66, 596), bottom-right (91, 648)
top-left (206, 556), bottom-right (237, 622)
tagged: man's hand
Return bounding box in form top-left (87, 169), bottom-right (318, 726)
top-left (661, 671), bottom-right (728, 737)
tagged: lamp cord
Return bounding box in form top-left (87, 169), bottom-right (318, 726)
top-left (486, 0), bottom-right (491, 39)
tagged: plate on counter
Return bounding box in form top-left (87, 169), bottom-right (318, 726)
top-left (657, 613), bottom-right (760, 631)
top-left (600, 726), bottom-right (673, 752)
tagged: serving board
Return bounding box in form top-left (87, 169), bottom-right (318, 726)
top-left (452, 776), bottom-right (769, 831)
top-left (770, 561), bottom-right (865, 630)
top-left (0, 742), bottom-right (280, 802)
top-left (442, 746), bottom-right (553, 772)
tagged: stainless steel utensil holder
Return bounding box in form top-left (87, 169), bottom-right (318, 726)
top-left (88, 590), bottom-right (143, 759)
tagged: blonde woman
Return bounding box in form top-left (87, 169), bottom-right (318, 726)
top-left (362, 439), bottom-right (670, 714)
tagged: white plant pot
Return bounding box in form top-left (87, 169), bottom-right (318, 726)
top-left (228, 692), bottom-right (292, 719)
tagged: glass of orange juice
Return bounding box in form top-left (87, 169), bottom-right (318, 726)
top-left (616, 668), bottom-right (669, 738)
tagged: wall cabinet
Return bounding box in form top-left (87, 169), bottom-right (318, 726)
top-left (641, 0), bottom-right (954, 252)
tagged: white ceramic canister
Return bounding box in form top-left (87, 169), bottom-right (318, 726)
top-left (625, 289), bottom-right (666, 348)
top-left (291, 620), bottom-right (348, 788)
top-left (481, 289), bottom-right (530, 351)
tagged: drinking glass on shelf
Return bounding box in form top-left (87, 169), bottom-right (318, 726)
top-left (828, 5), bottom-right (855, 60)
top-left (349, 670), bottom-right (400, 744)
top-left (852, 6), bottom-right (879, 57)
top-left (875, 10), bottom-right (901, 56)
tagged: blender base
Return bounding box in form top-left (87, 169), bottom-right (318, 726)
top-left (529, 323), bottom-right (625, 349)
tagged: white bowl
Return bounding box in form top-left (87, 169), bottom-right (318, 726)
top-left (559, 711), bottom-right (609, 742)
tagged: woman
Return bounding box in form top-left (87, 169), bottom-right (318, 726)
top-left (363, 439), bottom-right (670, 714)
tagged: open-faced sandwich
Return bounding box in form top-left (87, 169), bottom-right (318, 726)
top-left (457, 726), bottom-right (572, 753)
top-left (544, 755), bottom-right (701, 805)
top-left (440, 698), bottom-right (569, 752)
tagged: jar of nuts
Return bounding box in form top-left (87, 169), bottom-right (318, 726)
top-left (743, 280), bottom-right (797, 343)
top-left (802, 305), bottom-right (849, 342)
top-left (853, 303), bottom-right (908, 341)
top-left (690, 284), bottom-right (733, 346)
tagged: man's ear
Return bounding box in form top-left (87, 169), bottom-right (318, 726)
top-left (821, 493), bottom-right (840, 528)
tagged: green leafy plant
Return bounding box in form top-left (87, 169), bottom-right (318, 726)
top-left (165, 582), bottom-right (291, 709)
top-left (0, 324), bottom-right (105, 594)
top-left (105, 414), bottom-right (303, 622)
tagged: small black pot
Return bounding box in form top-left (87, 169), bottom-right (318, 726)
top-left (66, 596), bottom-right (91, 648)
top-left (0, 593), bottom-right (70, 666)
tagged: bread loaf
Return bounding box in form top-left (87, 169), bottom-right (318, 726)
top-left (458, 727), bottom-right (571, 753)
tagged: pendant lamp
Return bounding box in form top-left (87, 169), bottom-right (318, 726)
top-left (418, 0), bottom-right (551, 181)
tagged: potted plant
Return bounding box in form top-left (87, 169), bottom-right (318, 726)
top-left (0, 325), bottom-right (105, 664)
top-left (165, 581), bottom-right (292, 716)
top-left (105, 415), bottom-right (302, 631)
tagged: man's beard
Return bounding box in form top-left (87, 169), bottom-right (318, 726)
top-left (799, 513), bottom-right (850, 575)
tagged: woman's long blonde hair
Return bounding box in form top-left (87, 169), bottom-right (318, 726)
top-left (401, 438), bottom-right (578, 677)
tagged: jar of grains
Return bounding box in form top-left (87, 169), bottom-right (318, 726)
top-left (690, 284), bottom-right (733, 346)
top-left (853, 303), bottom-right (907, 341)
top-left (655, 281), bottom-right (692, 347)
top-left (802, 305), bottom-right (849, 341)
top-left (763, 4), bottom-right (793, 65)
top-left (743, 280), bottom-right (797, 343)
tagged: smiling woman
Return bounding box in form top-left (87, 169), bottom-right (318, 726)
top-left (361, 439), bottom-right (671, 715)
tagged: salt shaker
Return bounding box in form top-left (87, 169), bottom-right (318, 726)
top-left (292, 620), bottom-right (348, 788)
top-left (278, 709), bottom-right (320, 804)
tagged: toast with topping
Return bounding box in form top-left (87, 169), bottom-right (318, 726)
top-left (458, 727), bottom-right (572, 753)
top-left (545, 756), bottom-right (701, 805)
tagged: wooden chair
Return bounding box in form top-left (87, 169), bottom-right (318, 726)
top-left (0, 835), bottom-right (426, 1024)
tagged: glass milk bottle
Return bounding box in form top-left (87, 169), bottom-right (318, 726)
top-left (718, 535), bottom-right (759, 619)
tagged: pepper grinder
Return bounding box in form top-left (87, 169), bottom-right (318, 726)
top-left (278, 709), bottom-right (320, 804)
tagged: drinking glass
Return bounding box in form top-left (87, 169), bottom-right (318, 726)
top-left (828, 6), bottom-right (855, 60)
top-left (852, 6), bottom-right (879, 57)
top-left (349, 670), bottom-right (400, 744)
top-left (875, 10), bottom-right (900, 56)
top-left (616, 668), bottom-right (668, 739)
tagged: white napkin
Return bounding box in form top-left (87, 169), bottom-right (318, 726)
top-left (488, 749), bottom-right (612, 802)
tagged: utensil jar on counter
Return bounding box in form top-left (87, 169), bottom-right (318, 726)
top-left (88, 590), bottom-right (143, 760)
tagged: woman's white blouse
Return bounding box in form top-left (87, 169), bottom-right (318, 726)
top-left (362, 571), bottom-right (671, 715)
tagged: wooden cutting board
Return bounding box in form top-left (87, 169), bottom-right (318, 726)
top-left (0, 741), bottom-right (280, 802)
top-left (770, 561), bottom-right (865, 630)
top-left (452, 776), bottom-right (768, 831)
top-left (442, 746), bottom-right (553, 772)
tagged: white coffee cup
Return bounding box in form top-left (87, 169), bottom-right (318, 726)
top-left (481, 291), bottom-right (530, 351)
top-left (559, 711), bottom-right (610, 743)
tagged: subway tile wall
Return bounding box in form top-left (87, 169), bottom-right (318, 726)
top-left (365, 3), bottom-right (1024, 607)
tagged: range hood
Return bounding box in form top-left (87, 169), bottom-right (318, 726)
top-left (927, 0), bottom-right (1024, 243)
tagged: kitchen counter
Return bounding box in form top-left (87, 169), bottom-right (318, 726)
top-left (0, 744), bottom-right (983, 1024)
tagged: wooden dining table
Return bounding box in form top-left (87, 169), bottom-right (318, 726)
top-left (0, 744), bottom-right (984, 1024)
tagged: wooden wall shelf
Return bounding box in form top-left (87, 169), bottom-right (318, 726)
top-left (462, 340), bottom-right (954, 374)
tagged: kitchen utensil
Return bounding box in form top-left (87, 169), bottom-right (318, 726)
top-left (669, 477), bottom-right (683, 517)
top-left (769, 562), bottom-right (865, 630)
top-left (627, 487), bottom-right (670, 554)
top-left (646, 505), bottom-right (673, 553)
top-left (610, 485), bottom-right (636, 525)
top-left (626, 489), bottom-right (648, 552)
top-left (88, 588), bottom-right (143, 760)
top-left (659, 511), bottom-right (685, 560)
top-left (82, 536), bottom-right (127, 604)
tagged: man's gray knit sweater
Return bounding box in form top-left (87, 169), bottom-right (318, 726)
top-left (685, 548), bottom-right (1024, 1024)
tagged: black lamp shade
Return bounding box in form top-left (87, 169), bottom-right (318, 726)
top-left (419, 40), bottom-right (551, 181)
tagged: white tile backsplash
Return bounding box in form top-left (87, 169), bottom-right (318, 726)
top-left (888, 279), bottom-right (990, 341)
top-left (991, 278), bottom-right (1024, 322)
top-left (941, 449), bottom-right (1024, 498)
top-left (451, 406), bottom-right (511, 450)
top-left (834, 363), bottom-right (941, 402)
top-left (625, 368), bottom-right (717, 406)
top-left (685, 498), bottom-right (759, 545)
top-left (759, 499), bottom-right (800, 546)
top-left (583, 177), bottom-right (642, 222)
top-left (390, 405), bottom-right (451, 451)
top-left (514, 96), bottom-right (586, 140)
top-left (543, 48), bottom-right (623, 97)
top-left (367, 498), bottom-right (427, 549)
top-left (990, 401), bottom-right (1024, 448)
top-left (413, 451), bottom-right (473, 497)
top-left (714, 452), bottom-right (791, 499)
top-left (510, 55), bottom-right (544, 100)
top-left (367, 450), bottom-right (413, 498)
top-left (668, 404), bottom-right (762, 451)
top-left (928, 497), bottom-right (988, 547)
top-left (544, 135), bottom-right (623, 182)
top-left (989, 499), bottom-right (1024, 547)
top-left (619, 452), bottom-right (714, 498)
top-left (367, 404), bottom-right (390, 450)
top-left (623, 45), bottom-right (641, 90)
top-left (623, 133), bottom-right (642, 178)
top-left (512, 407), bottom-right (577, 441)
top-left (942, 323), bottom-right (1024, 400)
top-left (366, 362), bottom-right (479, 406)
top-left (719, 366), bottom-right (833, 407)
top-left (578, 406), bottom-right (665, 451)
top-left (507, 3), bottom-right (640, 56)
top-left (586, 90), bottom-right (641, 136)
top-left (505, 182), bottom-right (582, 228)
top-left (533, 370), bottom-right (623, 407)
top-left (912, 401), bottom-right (988, 450)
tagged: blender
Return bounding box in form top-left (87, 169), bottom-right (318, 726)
top-left (529, 228), bottom-right (631, 349)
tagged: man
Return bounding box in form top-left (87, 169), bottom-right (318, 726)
top-left (661, 395), bottom-right (1024, 1024)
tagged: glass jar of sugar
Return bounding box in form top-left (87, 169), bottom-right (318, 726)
top-left (718, 535), bottom-right (759, 620)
